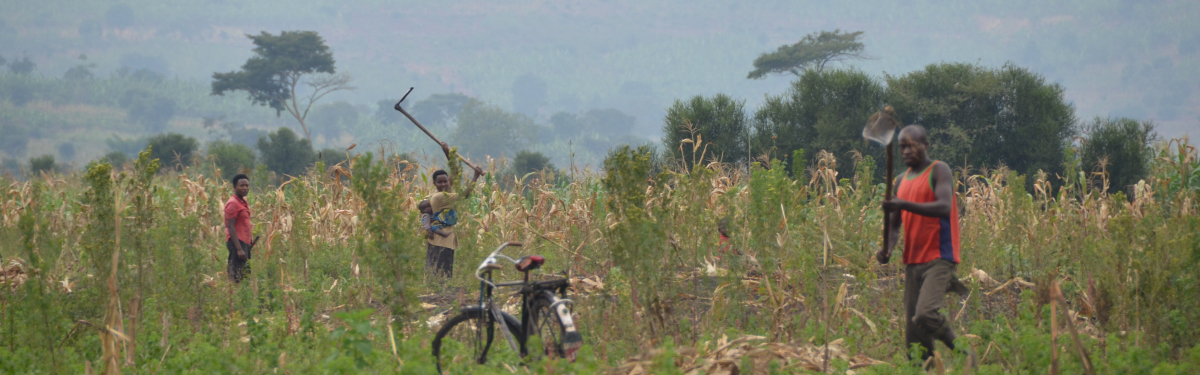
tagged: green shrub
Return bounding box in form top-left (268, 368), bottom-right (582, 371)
top-left (207, 140), bottom-right (256, 181)
top-left (318, 147), bottom-right (349, 168)
top-left (147, 132), bottom-right (199, 169)
top-left (1078, 117), bottom-right (1157, 194)
top-left (510, 150), bottom-right (556, 176)
top-left (258, 127), bottom-right (315, 178)
top-left (28, 155), bottom-right (55, 174)
top-left (100, 150), bottom-right (129, 167)
top-left (663, 94), bottom-right (749, 166)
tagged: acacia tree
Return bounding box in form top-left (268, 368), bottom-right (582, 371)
top-left (747, 30), bottom-right (867, 79)
top-left (211, 31), bottom-right (354, 143)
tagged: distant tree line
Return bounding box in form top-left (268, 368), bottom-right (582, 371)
top-left (665, 62), bottom-right (1158, 195)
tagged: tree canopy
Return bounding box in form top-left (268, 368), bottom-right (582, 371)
top-left (206, 140), bottom-right (257, 181)
top-left (747, 30), bottom-right (866, 79)
top-left (211, 31), bottom-right (352, 143)
top-left (752, 69), bottom-right (885, 178)
top-left (662, 94), bottom-right (750, 166)
top-left (885, 63), bottom-right (1076, 184)
top-left (406, 93), bottom-right (472, 127)
top-left (257, 127), bottom-right (316, 178)
top-left (451, 100), bottom-right (536, 159)
top-left (1078, 117), bottom-right (1157, 194)
top-left (147, 133), bottom-right (199, 169)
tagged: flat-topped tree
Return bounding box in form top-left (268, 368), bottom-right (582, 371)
top-left (747, 30), bottom-right (867, 79)
top-left (211, 31), bottom-right (354, 143)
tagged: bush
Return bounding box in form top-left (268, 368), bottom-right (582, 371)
top-left (318, 147), bottom-right (348, 168)
top-left (510, 150), bottom-right (556, 176)
top-left (550, 111), bottom-right (586, 138)
top-left (663, 94), bottom-right (750, 166)
top-left (100, 151), bottom-right (129, 167)
top-left (105, 136), bottom-right (148, 158)
top-left (1079, 117), bottom-right (1157, 194)
top-left (258, 127), bottom-right (315, 178)
top-left (451, 100), bottom-right (536, 159)
top-left (28, 155), bottom-right (55, 174)
top-left (207, 140), bottom-right (256, 181)
top-left (8, 57), bottom-right (34, 75)
top-left (402, 93), bottom-right (471, 127)
top-left (583, 108), bottom-right (635, 137)
top-left (885, 62), bottom-right (1076, 186)
top-left (147, 133), bottom-right (199, 169)
top-left (752, 69), bottom-right (884, 178)
top-left (62, 65), bottom-right (93, 81)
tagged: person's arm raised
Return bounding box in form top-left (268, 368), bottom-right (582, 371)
top-left (461, 166), bottom-right (484, 199)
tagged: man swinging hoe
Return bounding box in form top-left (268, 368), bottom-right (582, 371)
top-left (866, 108), bottom-right (975, 367)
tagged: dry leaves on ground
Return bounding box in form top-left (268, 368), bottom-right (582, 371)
top-left (613, 335), bottom-right (888, 375)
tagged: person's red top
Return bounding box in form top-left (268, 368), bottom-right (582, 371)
top-left (224, 195), bottom-right (252, 243)
top-left (897, 161), bottom-right (960, 265)
top-left (716, 233), bottom-right (741, 257)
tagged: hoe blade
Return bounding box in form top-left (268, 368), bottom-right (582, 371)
top-left (863, 105), bottom-right (900, 146)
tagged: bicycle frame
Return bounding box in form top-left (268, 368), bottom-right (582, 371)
top-left (470, 242), bottom-right (576, 357)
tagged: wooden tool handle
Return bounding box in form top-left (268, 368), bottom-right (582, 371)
top-left (880, 143), bottom-right (895, 264)
top-left (394, 104), bottom-right (479, 170)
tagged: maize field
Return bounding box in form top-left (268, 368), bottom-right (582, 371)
top-left (0, 137), bottom-right (1198, 374)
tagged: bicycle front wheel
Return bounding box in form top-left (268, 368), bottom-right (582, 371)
top-left (432, 310), bottom-right (493, 374)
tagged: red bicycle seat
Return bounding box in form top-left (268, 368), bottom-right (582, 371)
top-left (515, 255), bottom-right (545, 272)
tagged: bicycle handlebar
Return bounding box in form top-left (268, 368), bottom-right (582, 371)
top-left (474, 241), bottom-right (524, 288)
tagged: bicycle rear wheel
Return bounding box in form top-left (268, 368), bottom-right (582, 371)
top-left (529, 296), bottom-right (583, 362)
top-left (432, 310), bottom-right (492, 374)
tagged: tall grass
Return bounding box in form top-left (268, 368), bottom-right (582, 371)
top-left (0, 136), bottom-right (1197, 373)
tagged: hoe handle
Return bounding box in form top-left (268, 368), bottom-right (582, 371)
top-left (393, 89), bottom-right (478, 170)
top-left (880, 143), bottom-right (895, 264)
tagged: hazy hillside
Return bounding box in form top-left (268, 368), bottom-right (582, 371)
top-left (0, 0), bottom-right (1196, 165)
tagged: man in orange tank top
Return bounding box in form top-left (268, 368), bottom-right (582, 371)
top-left (880, 125), bottom-right (973, 365)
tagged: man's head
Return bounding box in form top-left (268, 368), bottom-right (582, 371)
top-left (897, 124), bottom-right (930, 168)
top-left (718, 217), bottom-right (730, 237)
top-left (231, 174), bottom-right (250, 198)
top-left (418, 199), bottom-right (432, 214)
top-left (432, 170), bottom-right (450, 192)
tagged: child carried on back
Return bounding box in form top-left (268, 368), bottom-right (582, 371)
top-left (419, 200), bottom-right (451, 239)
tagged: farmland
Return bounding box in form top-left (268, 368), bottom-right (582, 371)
top-left (1, 137), bottom-right (1198, 374)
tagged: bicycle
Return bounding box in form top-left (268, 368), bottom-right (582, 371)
top-left (431, 241), bottom-right (582, 373)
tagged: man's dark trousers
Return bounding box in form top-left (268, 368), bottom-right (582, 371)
top-left (904, 259), bottom-right (961, 360)
top-left (226, 239), bottom-right (251, 284)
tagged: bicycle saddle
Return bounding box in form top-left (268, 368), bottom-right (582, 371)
top-left (515, 255), bottom-right (544, 272)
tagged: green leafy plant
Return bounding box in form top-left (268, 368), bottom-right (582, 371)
top-left (328, 308), bottom-right (381, 369)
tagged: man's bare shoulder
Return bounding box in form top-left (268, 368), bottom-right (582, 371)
top-left (932, 161), bottom-right (954, 185)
